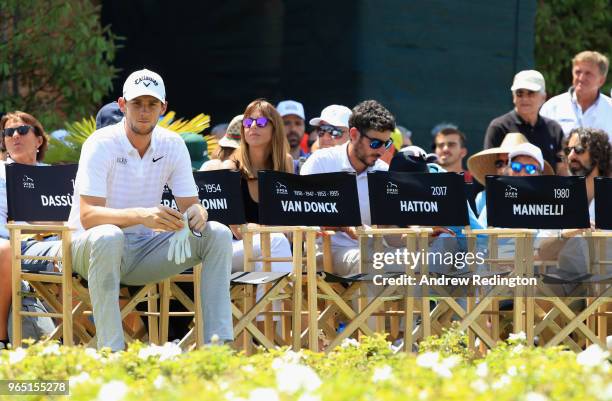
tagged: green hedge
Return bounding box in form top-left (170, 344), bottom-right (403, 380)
top-left (1, 332), bottom-right (611, 401)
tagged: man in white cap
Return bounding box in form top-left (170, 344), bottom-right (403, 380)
top-left (309, 104), bottom-right (352, 150)
top-left (540, 51), bottom-right (612, 140)
top-left (507, 142), bottom-right (546, 177)
top-left (68, 68), bottom-right (233, 351)
top-left (484, 70), bottom-right (565, 173)
top-left (277, 100), bottom-right (308, 160)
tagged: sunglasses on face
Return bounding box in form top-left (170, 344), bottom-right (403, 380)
top-left (494, 159), bottom-right (508, 169)
top-left (317, 124), bottom-right (343, 138)
top-left (563, 145), bottom-right (586, 156)
top-left (360, 131), bottom-right (393, 150)
top-left (242, 117), bottom-right (269, 128)
top-left (510, 161), bottom-right (539, 175)
top-left (1, 125), bottom-right (33, 138)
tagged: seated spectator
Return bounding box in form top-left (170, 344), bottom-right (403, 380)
top-left (484, 70), bottom-right (565, 173)
top-left (95, 101), bottom-right (124, 130)
top-left (0, 111), bottom-right (58, 349)
top-left (277, 100), bottom-right (308, 165)
top-left (210, 123), bottom-right (229, 140)
top-left (200, 114), bottom-right (241, 171)
top-left (432, 127), bottom-right (474, 182)
top-left (309, 105), bottom-right (352, 152)
top-left (223, 100), bottom-right (294, 274)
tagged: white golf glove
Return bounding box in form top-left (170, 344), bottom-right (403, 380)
top-left (167, 213), bottom-right (193, 265)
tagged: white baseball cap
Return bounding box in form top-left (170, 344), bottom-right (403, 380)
top-left (123, 68), bottom-right (166, 102)
top-left (508, 142), bottom-right (544, 172)
top-left (510, 70), bottom-right (545, 92)
top-left (309, 105), bottom-right (352, 128)
top-left (276, 100), bottom-right (305, 120)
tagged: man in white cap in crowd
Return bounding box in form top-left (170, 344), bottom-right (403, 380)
top-left (69, 68), bottom-right (233, 351)
top-left (484, 70), bottom-right (565, 173)
top-left (277, 100), bottom-right (308, 160)
top-left (540, 50), bottom-right (612, 140)
top-left (309, 104), bottom-right (352, 151)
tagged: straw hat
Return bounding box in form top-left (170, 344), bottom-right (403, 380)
top-left (468, 133), bottom-right (554, 185)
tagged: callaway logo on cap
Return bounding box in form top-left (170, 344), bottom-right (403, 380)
top-left (123, 68), bottom-right (166, 102)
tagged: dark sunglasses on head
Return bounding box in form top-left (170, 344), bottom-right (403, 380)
top-left (1, 125), bottom-right (33, 138)
top-left (563, 145), bottom-right (586, 156)
top-left (242, 117), bottom-right (269, 128)
top-left (494, 159), bottom-right (507, 169)
top-left (360, 131), bottom-right (393, 150)
top-left (317, 124), bottom-right (343, 138)
top-left (510, 161), bottom-right (539, 175)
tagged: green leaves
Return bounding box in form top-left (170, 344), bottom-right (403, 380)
top-left (0, 0), bottom-right (121, 130)
top-left (535, 0), bottom-right (612, 97)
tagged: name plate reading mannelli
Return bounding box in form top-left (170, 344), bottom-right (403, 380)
top-left (368, 171), bottom-right (469, 226)
top-left (258, 171), bottom-right (361, 226)
top-left (485, 175), bottom-right (589, 229)
top-left (594, 176), bottom-right (611, 230)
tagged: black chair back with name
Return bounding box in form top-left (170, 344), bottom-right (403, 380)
top-left (594, 176), bottom-right (611, 230)
top-left (368, 171), bottom-right (469, 226)
top-left (258, 171), bottom-right (361, 226)
top-left (162, 170), bottom-right (246, 225)
top-left (485, 175), bottom-right (589, 229)
top-left (6, 163), bottom-right (78, 221)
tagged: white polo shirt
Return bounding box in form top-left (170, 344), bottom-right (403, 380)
top-left (68, 120), bottom-right (197, 236)
top-left (540, 89), bottom-right (612, 140)
top-left (300, 142), bottom-right (388, 248)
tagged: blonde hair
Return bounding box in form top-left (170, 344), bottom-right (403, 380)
top-left (235, 99), bottom-right (291, 178)
top-left (573, 51), bottom-right (609, 77)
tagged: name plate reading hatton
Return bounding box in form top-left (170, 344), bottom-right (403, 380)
top-left (368, 171), bottom-right (469, 226)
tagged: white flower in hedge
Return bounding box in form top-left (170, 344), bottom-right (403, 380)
top-left (274, 361), bottom-right (321, 394)
top-left (153, 375), bottom-right (166, 390)
top-left (69, 372), bottom-right (91, 387)
top-left (476, 362), bottom-right (488, 378)
top-left (97, 380), bottom-right (128, 401)
top-left (8, 348), bottom-right (26, 364)
top-left (41, 343), bottom-right (60, 356)
top-left (471, 379), bottom-right (488, 393)
top-left (248, 388), bottom-right (280, 401)
top-left (607, 335), bottom-right (612, 351)
top-left (85, 347), bottom-right (101, 360)
top-left (416, 351), bottom-right (440, 368)
top-left (242, 364), bottom-right (255, 373)
top-left (372, 365), bottom-right (393, 383)
top-left (138, 342), bottom-right (182, 361)
top-left (432, 355), bottom-right (460, 379)
top-left (492, 374), bottom-right (512, 389)
top-left (524, 392), bottom-right (548, 401)
top-left (297, 394), bottom-right (321, 401)
top-left (340, 338), bottom-right (360, 348)
top-left (507, 366), bottom-right (518, 377)
top-left (577, 345), bottom-right (610, 369)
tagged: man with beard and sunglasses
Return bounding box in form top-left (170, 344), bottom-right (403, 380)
top-left (564, 127), bottom-right (611, 221)
top-left (68, 69), bottom-right (233, 351)
top-left (300, 100), bottom-right (394, 275)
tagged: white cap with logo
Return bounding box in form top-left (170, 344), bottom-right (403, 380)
top-left (508, 142), bottom-right (544, 172)
top-left (510, 70), bottom-right (545, 92)
top-left (276, 100), bottom-right (305, 120)
top-left (309, 105), bottom-right (352, 128)
top-left (123, 68), bottom-right (166, 102)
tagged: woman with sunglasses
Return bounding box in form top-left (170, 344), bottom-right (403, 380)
top-left (0, 111), bottom-right (55, 349)
top-left (220, 99), bottom-right (294, 274)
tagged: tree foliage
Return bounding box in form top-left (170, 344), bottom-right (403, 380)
top-left (535, 0), bottom-right (612, 97)
top-left (0, 0), bottom-right (120, 130)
